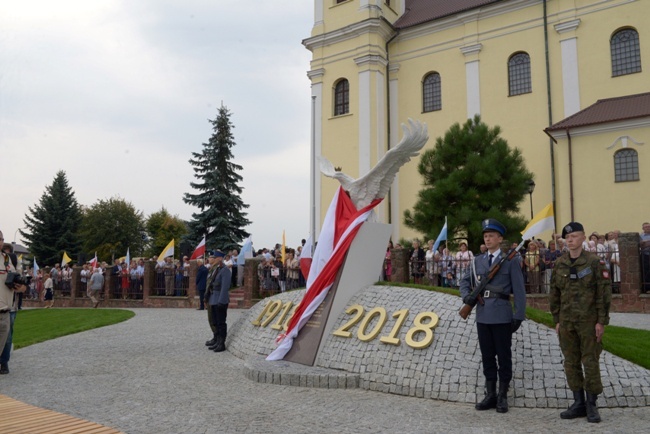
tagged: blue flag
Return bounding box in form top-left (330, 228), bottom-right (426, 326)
top-left (433, 219), bottom-right (447, 252)
top-left (237, 236), bottom-right (253, 264)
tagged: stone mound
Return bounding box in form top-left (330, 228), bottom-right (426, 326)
top-left (228, 285), bottom-right (650, 408)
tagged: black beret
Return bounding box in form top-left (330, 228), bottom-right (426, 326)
top-left (561, 222), bottom-right (585, 238)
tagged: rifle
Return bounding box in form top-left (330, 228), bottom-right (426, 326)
top-left (459, 240), bottom-right (524, 320)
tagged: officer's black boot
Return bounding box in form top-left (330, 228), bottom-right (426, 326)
top-left (475, 380), bottom-right (497, 410)
top-left (496, 382), bottom-right (509, 413)
top-left (560, 389), bottom-right (587, 419)
top-left (586, 392), bottom-right (601, 423)
top-left (205, 336), bottom-right (216, 346)
top-left (213, 336), bottom-right (226, 353)
top-left (207, 334), bottom-right (219, 350)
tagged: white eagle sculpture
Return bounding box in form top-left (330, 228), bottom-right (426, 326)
top-left (318, 118), bottom-right (429, 210)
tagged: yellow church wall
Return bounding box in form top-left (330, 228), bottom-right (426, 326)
top-left (308, 0), bottom-right (650, 241)
top-left (552, 124), bottom-right (650, 234)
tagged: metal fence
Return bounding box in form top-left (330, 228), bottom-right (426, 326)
top-left (257, 264), bottom-right (302, 297)
top-left (393, 249), bottom-right (625, 294)
top-left (641, 244), bottom-right (650, 294)
top-left (151, 266), bottom-right (188, 297)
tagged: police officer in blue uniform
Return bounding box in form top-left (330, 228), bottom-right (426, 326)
top-left (460, 219), bottom-right (526, 413)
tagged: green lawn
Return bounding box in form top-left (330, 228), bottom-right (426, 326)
top-left (12, 309), bottom-right (135, 350)
top-left (379, 281), bottom-right (650, 370)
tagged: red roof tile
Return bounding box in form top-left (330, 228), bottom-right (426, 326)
top-left (394, 0), bottom-right (503, 29)
top-left (546, 92), bottom-right (650, 131)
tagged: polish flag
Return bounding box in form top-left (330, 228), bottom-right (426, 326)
top-left (299, 236), bottom-right (313, 280)
top-left (89, 252), bottom-right (98, 269)
top-left (190, 236), bottom-right (206, 260)
top-left (267, 187), bottom-right (382, 361)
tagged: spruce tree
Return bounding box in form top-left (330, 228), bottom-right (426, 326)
top-left (404, 116), bottom-right (534, 252)
top-left (21, 171), bottom-right (82, 265)
top-left (183, 104), bottom-right (250, 252)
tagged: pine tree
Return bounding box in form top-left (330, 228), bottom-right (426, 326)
top-left (21, 171), bottom-right (82, 266)
top-left (404, 116), bottom-right (534, 252)
top-left (183, 104), bottom-right (250, 252)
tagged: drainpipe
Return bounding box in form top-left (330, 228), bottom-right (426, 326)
top-left (567, 129), bottom-right (575, 221)
top-left (385, 23), bottom-right (399, 224)
top-left (543, 0), bottom-right (557, 229)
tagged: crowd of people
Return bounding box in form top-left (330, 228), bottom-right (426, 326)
top-left (383, 223), bottom-right (650, 294)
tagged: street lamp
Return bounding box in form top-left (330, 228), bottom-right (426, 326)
top-left (527, 179), bottom-right (536, 219)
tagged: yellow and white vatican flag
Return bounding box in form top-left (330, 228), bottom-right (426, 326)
top-left (521, 203), bottom-right (555, 240)
top-left (157, 239), bottom-right (174, 266)
top-left (61, 251), bottom-right (72, 266)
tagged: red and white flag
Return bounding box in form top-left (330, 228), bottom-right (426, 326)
top-left (89, 252), bottom-right (98, 269)
top-left (267, 187), bottom-right (382, 361)
top-left (190, 236), bottom-right (206, 260)
top-left (299, 236), bottom-right (313, 280)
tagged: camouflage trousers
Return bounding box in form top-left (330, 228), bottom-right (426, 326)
top-left (558, 321), bottom-right (603, 394)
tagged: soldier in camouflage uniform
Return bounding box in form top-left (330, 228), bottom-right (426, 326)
top-left (549, 222), bottom-right (611, 423)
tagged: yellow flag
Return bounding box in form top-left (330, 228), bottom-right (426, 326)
top-left (157, 239), bottom-right (175, 265)
top-left (61, 251), bottom-right (72, 266)
top-left (281, 230), bottom-right (286, 263)
top-left (521, 203), bottom-right (555, 240)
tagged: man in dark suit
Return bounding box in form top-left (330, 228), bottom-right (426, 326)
top-left (195, 259), bottom-right (208, 310)
top-left (460, 219), bottom-right (526, 413)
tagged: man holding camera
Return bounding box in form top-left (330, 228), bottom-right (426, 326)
top-left (1, 230), bottom-right (28, 374)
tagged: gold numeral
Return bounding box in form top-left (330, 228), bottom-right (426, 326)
top-left (379, 308), bottom-right (409, 345)
top-left (282, 303), bottom-right (299, 332)
top-left (271, 301), bottom-right (294, 330)
top-left (405, 312), bottom-right (439, 349)
top-left (260, 300), bottom-right (283, 328)
top-left (251, 301), bottom-right (271, 326)
top-left (332, 304), bottom-right (364, 338)
top-left (357, 307), bottom-right (388, 342)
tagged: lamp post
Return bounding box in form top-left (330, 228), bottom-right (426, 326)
top-left (527, 179), bottom-right (536, 219)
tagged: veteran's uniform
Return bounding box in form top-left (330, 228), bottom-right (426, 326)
top-left (550, 221), bottom-right (611, 423)
top-left (459, 218), bottom-right (526, 414)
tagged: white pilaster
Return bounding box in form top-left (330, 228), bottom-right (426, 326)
top-left (460, 44), bottom-right (482, 118)
top-left (559, 38), bottom-right (580, 117)
top-left (358, 70), bottom-right (371, 177)
top-left (315, 0), bottom-right (323, 26)
top-left (311, 82), bottom-right (323, 238)
top-left (555, 19), bottom-right (581, 117)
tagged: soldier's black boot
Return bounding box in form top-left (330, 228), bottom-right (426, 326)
top-left (586, 392), bottom-right (601, 423)
top-left (475, 380), bottom-right (497, 410)
top-left (213, 335), bottom-right (226, 353)
top-left (205, 337), bottom-right (216, 346)
top-left (560, 389), bottom-right (587, 419)
top-left (496, 382), bottom-right (509, 413)
top-left (207, 334), bottom-right (219, 350)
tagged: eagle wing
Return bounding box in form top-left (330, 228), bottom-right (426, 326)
top-left (349, 118), bottom-right (429, 208)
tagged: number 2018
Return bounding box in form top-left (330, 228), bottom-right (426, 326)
top-left (332, 304), bottom-right (439, 349)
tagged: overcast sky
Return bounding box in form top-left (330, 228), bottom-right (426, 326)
top-left (0, 0), bottom-right (314, 256)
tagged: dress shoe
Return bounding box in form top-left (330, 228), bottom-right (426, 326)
top-left (0, 363), bottom-right (9, 374)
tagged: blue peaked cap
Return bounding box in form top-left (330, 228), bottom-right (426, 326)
top-left (482, 218), bottom-right (506, 236)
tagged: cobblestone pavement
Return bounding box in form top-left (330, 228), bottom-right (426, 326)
top-left (1, 308), bottom-right (650, 434)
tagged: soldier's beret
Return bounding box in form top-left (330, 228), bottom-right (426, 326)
top-left (482, 218), bottom-right (506, 236)
top-left (561, 221), bottom-right (585, 238)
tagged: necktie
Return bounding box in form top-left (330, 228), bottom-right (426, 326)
top-left (489, 254), bottom-right (494, 267)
